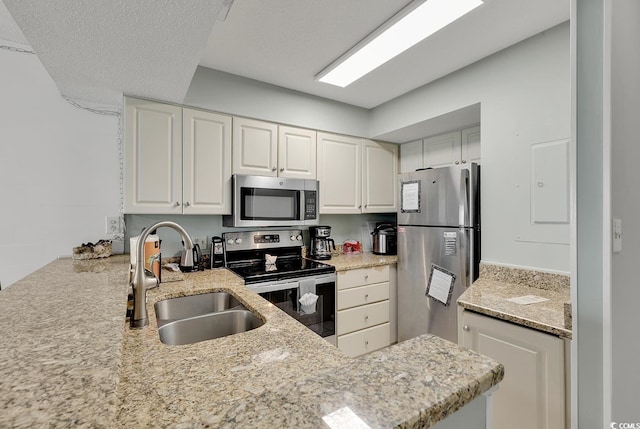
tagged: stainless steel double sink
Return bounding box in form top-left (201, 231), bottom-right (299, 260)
top-left (154, 292), bottom-right (264, 346)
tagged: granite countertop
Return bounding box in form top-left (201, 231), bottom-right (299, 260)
top-left (1, 254), bottom-right (502, 428)
top-left (457, 264), bottom-right (572, 339)
top-left (311, 252), bottom-right (397, 271)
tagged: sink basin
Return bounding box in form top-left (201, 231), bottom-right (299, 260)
top-left (154, 292), bottom-right (243, 322)
top-left (157, 310), bottom-right (264, 345)
top-left (154, 292), bottom-right (264, 345)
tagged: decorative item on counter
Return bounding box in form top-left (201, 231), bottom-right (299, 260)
top-left (299, 292), bottom-right (319, 314)
top-left (72, 239), bottom-right (112, 260)
top-left (343, 240), bottom-right (361, 254)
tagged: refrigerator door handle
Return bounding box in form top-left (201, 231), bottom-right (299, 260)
top-left (459, 168), bottom-right (470, 226)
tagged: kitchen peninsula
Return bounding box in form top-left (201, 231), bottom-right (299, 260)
top-left (0, 256), bottom-right (503, 428)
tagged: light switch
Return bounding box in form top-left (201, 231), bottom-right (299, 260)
top-left (613, 218), bottom-right (622, 253)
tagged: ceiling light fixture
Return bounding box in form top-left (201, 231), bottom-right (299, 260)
top-left (316, 0), bottom-right (485, 88)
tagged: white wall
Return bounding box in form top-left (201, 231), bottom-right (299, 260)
top-left (610, 0), bottom-right (640, 421)
top-left (370, 23), bottom-right (571, 273)
top-left (0, 41), bottom-right (120, 287)
top-left (184, 67), bottom-right (370, 138)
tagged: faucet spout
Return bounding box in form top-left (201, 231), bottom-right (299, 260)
top-left (130, 221), bottom-right (194, 328)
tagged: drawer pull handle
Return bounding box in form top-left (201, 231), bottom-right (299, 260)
top-left (463, 325), bottom-right (470, 331)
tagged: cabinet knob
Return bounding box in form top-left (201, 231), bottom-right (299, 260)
top-left (455, 161), bottom-right (460, 165)
top-left (463, 325), bottom-right (470, 331)
top-left (358, 205), bottom-right (362, 209)
top-left (364, 275), bottom-right (369, 280)
top-left (184, 202), bottom-right (191, 207)
top-left (174, 202), bottom-right (180, 206)
top-left (364, 315), bottom-right (369, 321)
top-left (280, 167), bottom-right (284, 172)
top-left (365, 340), bottom-right (369, 346)
top-left (364, 294), bottom-right (369, 299)
top-left (462, 160), bottom-right (467, 164)
top-left (271, 167), bottom-right (277, 172)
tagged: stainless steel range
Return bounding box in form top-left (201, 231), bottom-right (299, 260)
top-left (224, 229), bottom-right (336, 342)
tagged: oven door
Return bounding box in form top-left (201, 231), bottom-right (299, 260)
top-left (249, 274), bottom-right (336, 342)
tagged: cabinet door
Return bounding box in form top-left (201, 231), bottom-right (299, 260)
top-left (278, 126), bottom-right (316, 179)
top-left (459, 310), bottom-right (566, 429)
top-left (423, 131), bottom-right (462, 168)
top-left (125, 98), bottom-right (182, 214)
top-left (182, 108), bottom-right (232, 214)
top-left (317, 132), bottom-right (362, 214)
top-left (461, 125), bottom-right (481, 165)
top-left (232, 117), bottom-right (278, 176)
top-left (362, 140), bottom-right (398, 213)
top-left (400, 139), bottom-right (423, 173)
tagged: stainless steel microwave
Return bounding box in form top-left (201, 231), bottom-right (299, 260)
top-left (223, 175), bottom-right (320, 227)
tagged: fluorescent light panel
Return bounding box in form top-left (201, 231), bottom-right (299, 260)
top-left (317, 0), bottom-right (484, 87)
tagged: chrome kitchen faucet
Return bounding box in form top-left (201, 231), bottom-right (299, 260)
top-left (130, 221), bottom-right (195, 328)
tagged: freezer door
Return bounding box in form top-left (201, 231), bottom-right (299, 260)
top-left (398, 163), bottom-right (479, 228)
top-left (397, 225), bottom-right (473, 343)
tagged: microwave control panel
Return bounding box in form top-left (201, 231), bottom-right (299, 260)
top-left (304, 191), bottom-right (317, 220)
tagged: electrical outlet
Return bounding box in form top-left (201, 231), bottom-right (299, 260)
top-left (105, 216), bottom-right (123, 235)
top-left (193, 236), bottom-right (209, 253)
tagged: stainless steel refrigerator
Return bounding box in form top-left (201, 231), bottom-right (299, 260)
top-left (397, 163), bottom-right (480, 343)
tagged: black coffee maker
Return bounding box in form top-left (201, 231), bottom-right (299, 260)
top-left (309, 226), bottom-right (335, 260)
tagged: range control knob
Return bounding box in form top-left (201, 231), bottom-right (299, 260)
top-left (296, 234), bottom-right (303, 241)
top-left (227, 238), bottom-right (235, 245)
top-left (235, 238), bottom-right (243, 244)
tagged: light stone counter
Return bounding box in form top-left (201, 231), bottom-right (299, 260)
top-left (458, 263), bottom-right (572, 339)
top-left (1, 254), bottom-right (502, 428)
top-left (312, 252), bottom-right (397, 271)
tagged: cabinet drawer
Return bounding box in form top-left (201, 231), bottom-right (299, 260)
top-left (337, 300), bottom-right (389, 336)
top-left (337, 282), bottom-right (389, 310)
top-left (337, 266), bottom-right (390, 290)
top-left (338, 323), bottom-right (390, 357)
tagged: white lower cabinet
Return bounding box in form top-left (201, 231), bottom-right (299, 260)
top-left (458, 309), bottom-right (567, 429)
top-left (337, 323), bottom-right (390, 358)
top-left (336, 266), bottom-right (391, 357)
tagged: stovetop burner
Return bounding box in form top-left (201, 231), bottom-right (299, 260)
top-left (223, 229), bottom-right (335, 284)
top-left (227, 257), bottom-right (335, 284)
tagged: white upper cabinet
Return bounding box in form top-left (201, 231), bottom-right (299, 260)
top-left (400, 139), bottom-right (423, 173)
top-left (402, 126), bottom-right (481, 171)
top-left (182, 108), bottom-right (232, 214)
top-left (461, 125), bottom-right (481, 165)
top-left (232, 117), bottom-right (278, 176)
top-left (278, 126), bottom-right (317, 179)
top-left (362, 140), bottom-right (398, 213)
top-left (124, 98), bottom-right (232, 215)
top-left (317, 132), bottom-right (362, 214)
top-left (423, 130), bottom-right (463, 168)
top-left (125, 98), bottom-right (183, 214)
top-left (233, 118), bottom-right (316, 179)
top-left (318, 133), bottom-right (398, 214)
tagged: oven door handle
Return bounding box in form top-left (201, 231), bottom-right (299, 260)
top-left (247, 281), bottom-right (299, 294)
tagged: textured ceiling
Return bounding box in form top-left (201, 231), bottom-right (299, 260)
top-left (2, 0), bottom-right (226, 105)
top-left (1, 0), bottom-right (569, 109)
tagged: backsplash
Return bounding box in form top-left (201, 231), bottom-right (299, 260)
top-left (479, 262), bottom-right (570, 293)
top-left (125, 213), bottom-right (396, 257)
